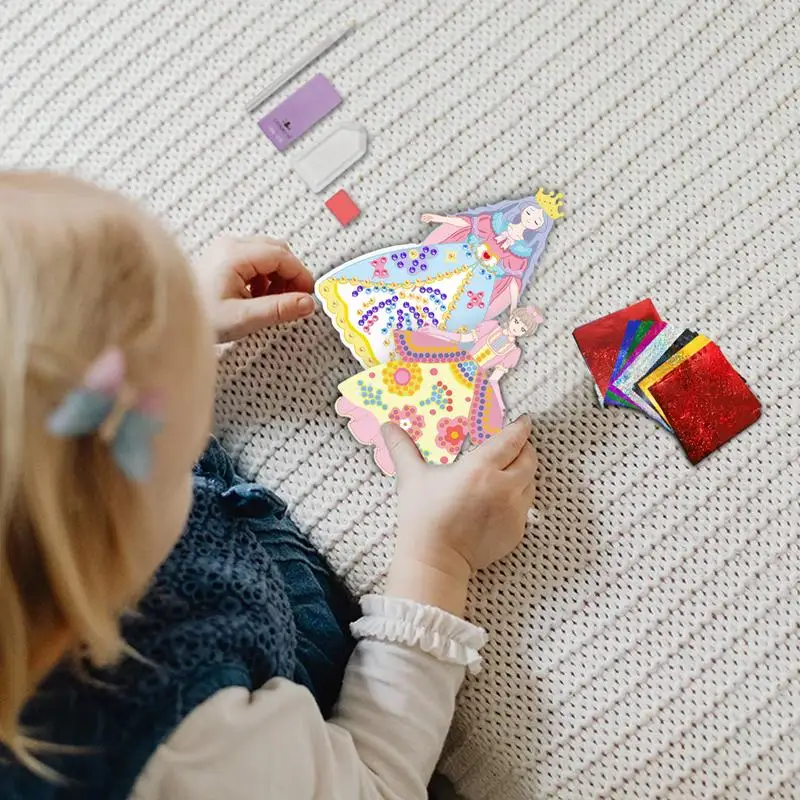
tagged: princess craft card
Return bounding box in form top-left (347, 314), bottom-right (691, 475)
top-left (316, 190), bottom-right (564, 368)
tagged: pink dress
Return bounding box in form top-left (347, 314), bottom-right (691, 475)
top-left (423, 215), bottom-right (529, 318)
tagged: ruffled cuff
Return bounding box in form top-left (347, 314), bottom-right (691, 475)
top-left (350, 595), bottom-right (489, 675)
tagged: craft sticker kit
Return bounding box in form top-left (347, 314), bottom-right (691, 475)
top-left (248, 22), bottom-right (364, 226)
top-left (316, 190), bottom-right (564, 368)
top-left (573, 300), bottom-right (761, 464)
top-left (314, 190), bottom-right (564, 474)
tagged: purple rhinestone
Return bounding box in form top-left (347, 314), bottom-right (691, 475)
top-left (419, 251), bottom-right (427, 259)
top-left (413, 260), bottom-right (419, 266)
top-left (441, 294), bottom-right (447, 300)
top-left (409, 267), bottom-right (416, 274)
top-left (358, 320), bottom-right (364, 327)
top-left (391, 253), bottom-right (398, 261)
top-left (422, 246), bottom-right (429, 253)
top-left (421, 264), bottom-right (428, 271)
top-left (351, 291), bottom-right (358, 297)
top-left (431, 248), bottom-right (438, 255)
top-left (379, 301), bottom-right (385, 308)
top-left (397, 261), bottom-right (405, 268)
top-left (400, 251), bottom-right (407, 258)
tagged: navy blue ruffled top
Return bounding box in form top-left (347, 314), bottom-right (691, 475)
top-left (0, 438), bottom-right (356, 799)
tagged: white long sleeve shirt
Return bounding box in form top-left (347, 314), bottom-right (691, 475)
top-left (131, 595), bottom-right (487, 800)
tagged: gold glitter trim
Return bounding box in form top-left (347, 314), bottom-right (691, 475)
top-left (317, 279), bottom-right (379, 367)
top-left (317, 263), bottom-right (479, 368)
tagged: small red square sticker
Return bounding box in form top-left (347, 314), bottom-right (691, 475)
top-left (325, 189), bottom-right (360, 226)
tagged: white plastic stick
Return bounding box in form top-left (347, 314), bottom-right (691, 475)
top-left (245, 22), bottom-right (354, 113)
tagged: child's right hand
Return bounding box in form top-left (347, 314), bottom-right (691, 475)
top-left (383, 417), bottom-right (536, 616)
top-left (195, 235), bottom-right (315, 343)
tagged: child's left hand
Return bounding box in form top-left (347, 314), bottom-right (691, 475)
top-left (195, 235), bottom-right (316, 343)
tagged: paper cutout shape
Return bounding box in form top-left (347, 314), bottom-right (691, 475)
top-left (335, 308), bottom-right (543, 475)
top-left (637, 335), bottom-right (710, 421)
top-left (572, 299), bottom-right (662, 402)
top-left (316, 192), bottom-right (563, 367)
top-left (649, 342), bottom-right (761, 463)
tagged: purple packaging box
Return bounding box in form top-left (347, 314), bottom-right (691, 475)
top-left (257, 73), bottom-right (342, 151)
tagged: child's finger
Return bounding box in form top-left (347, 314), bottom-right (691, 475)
top-left (381, 422), bottom-right (425, 478)
top-left (233, 293), bottom-right (316, 336)
top-left (239, 234), bottom-right (291, 251)
top-left (231, 241), bottom-right (315, 294)
top-left (522, 477), bottom-right (537, 507)
top-left (506, 441), bottom-right (538, 480)
top-left (474, 416), bottom-right (531, 469)
top-left (249, 273), bottom-right (270, 297)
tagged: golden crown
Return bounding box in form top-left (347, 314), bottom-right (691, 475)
top-left (535, 188), bottom-right (565, 220)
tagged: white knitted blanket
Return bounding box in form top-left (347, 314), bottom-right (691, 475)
top-left (2, 1), bottom-right (798, 797)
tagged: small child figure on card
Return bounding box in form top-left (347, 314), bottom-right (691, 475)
top-left (336, 307), bottom-right (543, 475)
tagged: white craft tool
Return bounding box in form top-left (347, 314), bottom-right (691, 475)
top-left (246, 22), bottom-right (355, 113)
top-left (293, 121), bottom-right (368, 192)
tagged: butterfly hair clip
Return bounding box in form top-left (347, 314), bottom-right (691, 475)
top-left (47, 348), bottom-right (162, 482)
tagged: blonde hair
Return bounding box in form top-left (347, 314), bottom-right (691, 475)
top-left (0, 172), bottom-right (184, 769)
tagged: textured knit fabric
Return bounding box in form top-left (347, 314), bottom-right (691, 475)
top-left (1, 2), bottom-right (797, 798)
top-left (0, 439), bottom-right (355, 800)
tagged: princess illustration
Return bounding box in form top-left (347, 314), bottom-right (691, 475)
top-left (335, 306), bottom-right (544, 475)
top-left (420, 192), bottom-right (561, 317)
top-left (315, 189), bottom-right (563, 367)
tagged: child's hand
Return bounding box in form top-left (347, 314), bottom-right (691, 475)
top-left (195, 235), bottom-right (316, 342)
top-left (383, 416), bottom-right (536, 616)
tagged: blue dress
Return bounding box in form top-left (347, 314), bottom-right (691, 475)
top-left (315, 213), bottom-right (538, 367)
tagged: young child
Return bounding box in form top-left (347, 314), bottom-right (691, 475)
top-left (0, 172), bottom-right (537, 799)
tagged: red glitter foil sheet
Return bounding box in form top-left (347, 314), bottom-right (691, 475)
top-left (649, 342), bottom-right (761, 464)
top-left (572, 299), bottom-right (662, 399)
